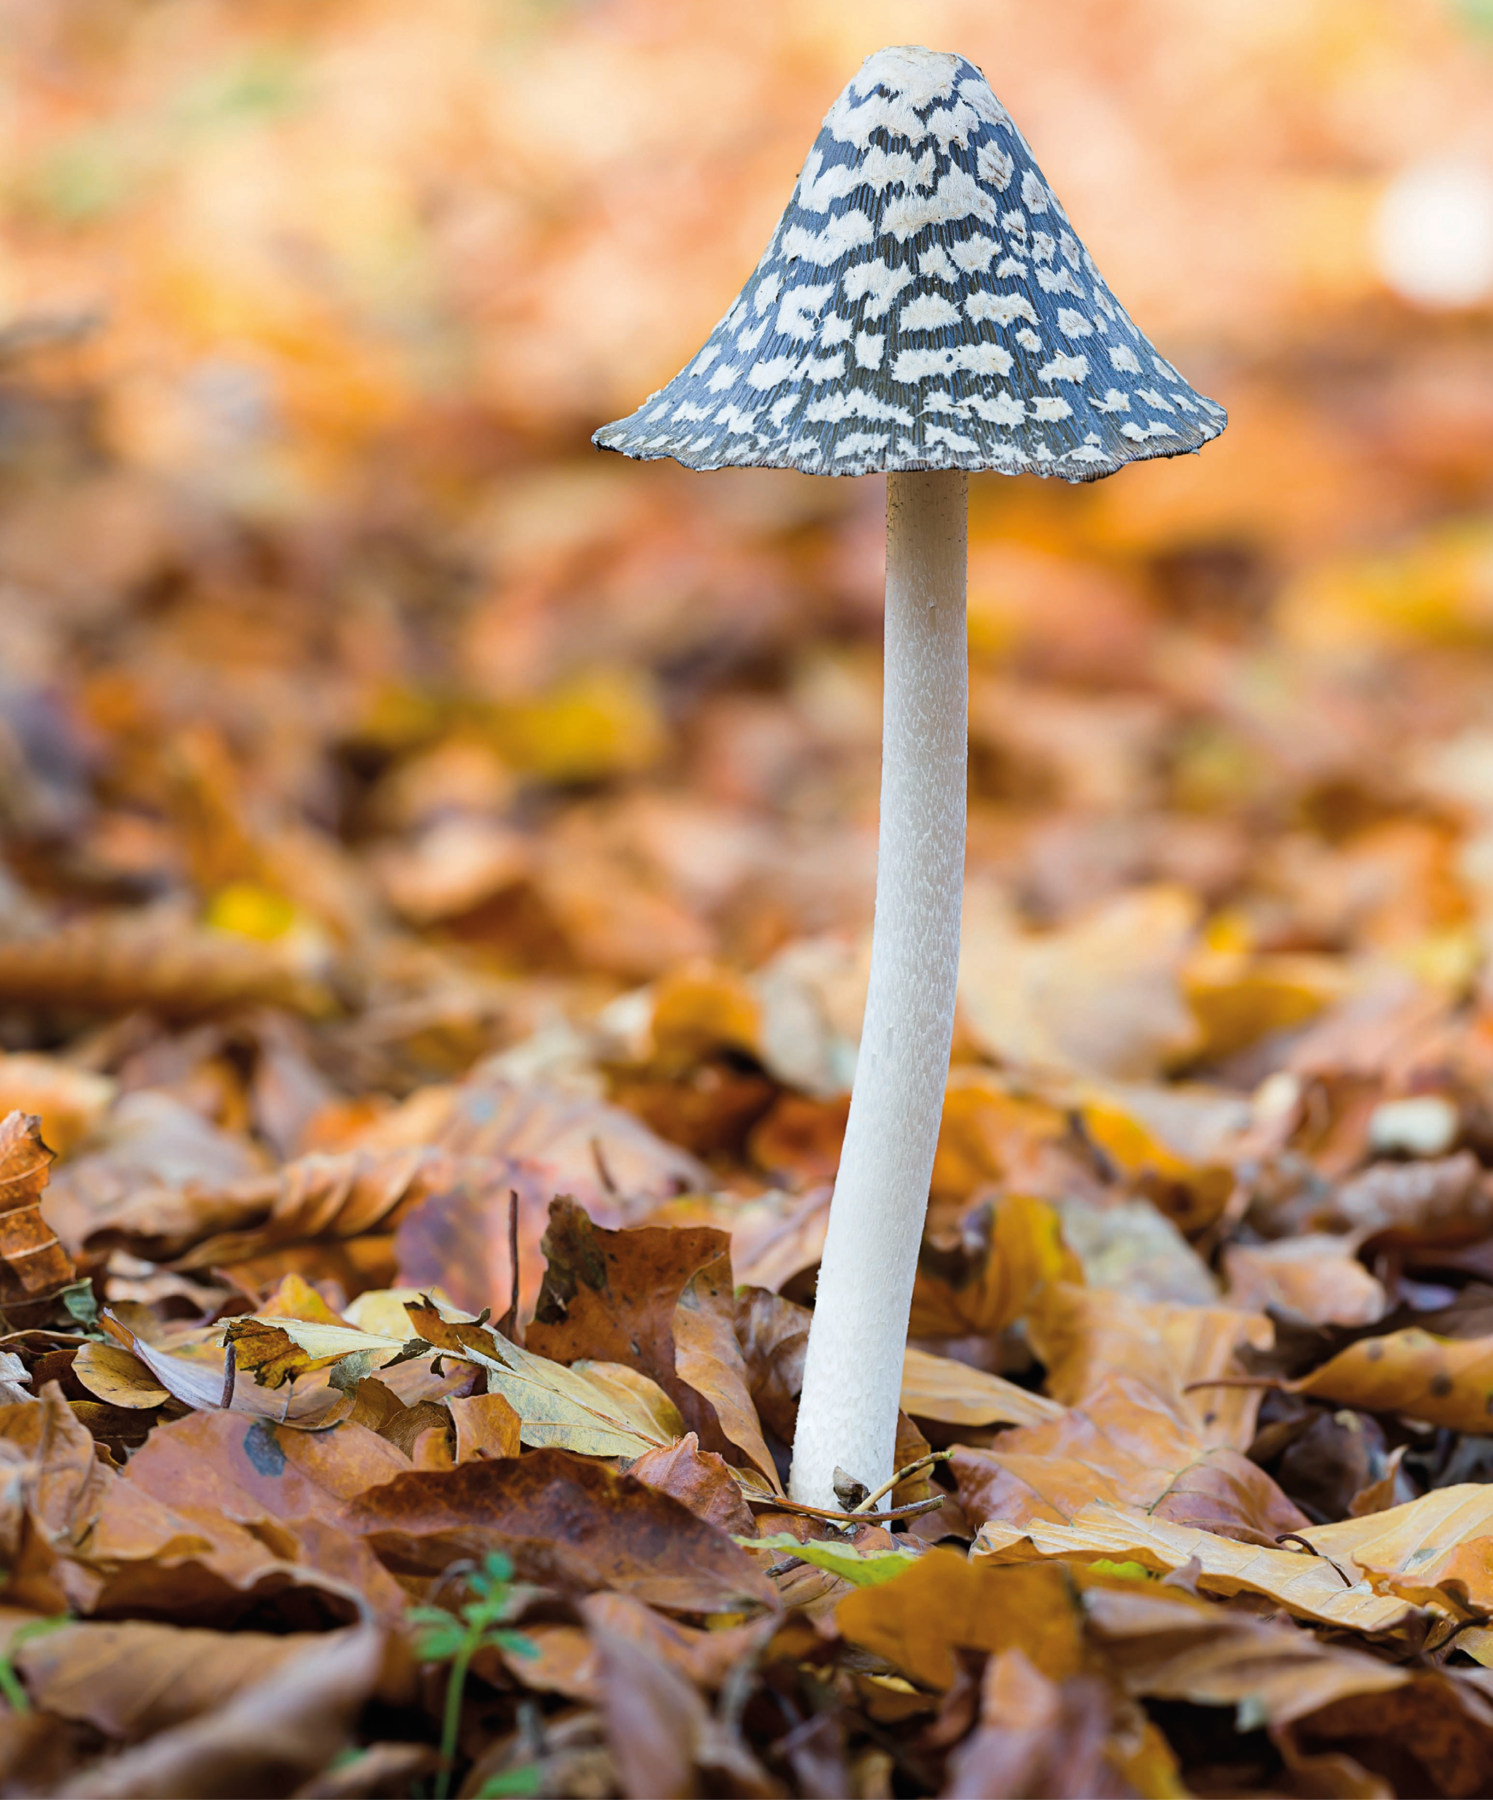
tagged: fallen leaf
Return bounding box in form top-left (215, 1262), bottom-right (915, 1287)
top-left (1030, 1282), bottom-right (1273, 1450)
top-left (0, 1056), bottom-right (114, 1159)
top-left (15, 1619), bottom-right (350, 1741)
top-left (975, 1502), bottom-right (1413, 1631)
top-left (403, 1296), bottom-right (683, 1457)
top-left (99, 1311), bottom-right (353, 1429)
top-left (951, 1376), bottom-right (1305, 1546)
top-left (1081, 1577), bottom-right (1409, 1725)
top-left (910, 1191), bottom-right (1082, 1340)
top-left (628, 1433), bottom-right (756, 1536)
top-left (958, 883), bottom-right (1202, 1080)
top-left (447, 1391), bottom-right (521, 1461)
top-left (1301, 1485), bottom-right (1493, 1615)
top-left (837, 1553), bottom-right (1086, 1691)
top-left (53, 1621), bottom-right (383, 1797)
top-left (222, 1313), bottom-right (406, 1391)
top-left (752, 1533), bottom-right (918, 1587)
top-left (944, 1647), bottom-right (1165, 1800)
top-left (1223, 1233), bottom-right (1387, 1326)
top-left (526, 1200), bottom-right (779, 1487)
top-left (900, 1346), bottom-right (1064, 1429)
top-left (71, 1342), bottom-right (170, 1410)
top-left (0, 1112), bottom-right (76, 1304)
top-left (348, 1447), bottom-right (778, 1613)
top-left (0, 906), bottom-right (335, 1021)
top-left (1293, 1328), bottom-right (1493, 1433)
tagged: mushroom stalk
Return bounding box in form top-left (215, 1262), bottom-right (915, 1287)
top-left (789, 469), bottom-right (968, 1507)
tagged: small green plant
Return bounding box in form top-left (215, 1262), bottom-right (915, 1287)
top-left (0, 1616), bottom-right (70, 1713)
top-left (410, 1552), bottom-right (537, 1800)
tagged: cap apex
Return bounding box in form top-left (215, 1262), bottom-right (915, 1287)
top-left (851, 46), bottom-right (966, 106)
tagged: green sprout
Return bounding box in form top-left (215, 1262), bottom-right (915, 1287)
top-left (410, 1551), bottom-right (537, 1800)
top-left (0, 1616), bottom-right (70, 1713)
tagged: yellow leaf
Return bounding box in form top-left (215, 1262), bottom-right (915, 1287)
top-left (899, 1347), bottom-right (1063, 1429)
top-left (838, 1554), bottom-right (1085, 1691)
top-left (975, 1502), bottom-right (1413, 1632)
top-left (1294, 1328), bottom-right (1493, 1432)
top-left (72, 1341), bottom-right (170, 1410)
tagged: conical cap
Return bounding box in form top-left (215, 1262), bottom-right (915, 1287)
top-left (595, 46), bottom-right (1226, 481)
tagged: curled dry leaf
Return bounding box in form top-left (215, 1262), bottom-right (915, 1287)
top-left (99, 1312), bottom-right (355, 1429)
top-left (0, 1111), bottom-right (75, 1304)
top-left (222, 1314), bottom-right (407, 1391)
top-left (627, 1433), bottom-right (757, 1536)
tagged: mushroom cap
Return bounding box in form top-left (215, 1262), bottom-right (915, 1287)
top-left (595, 46), bottom-right (1226, 482)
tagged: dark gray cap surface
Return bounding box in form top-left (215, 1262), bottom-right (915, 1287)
top-left (595, 46), bottom-right (1226, 482)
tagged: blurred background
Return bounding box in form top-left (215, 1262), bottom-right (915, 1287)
top-left (4, 0), bottom-right (1493, 1191)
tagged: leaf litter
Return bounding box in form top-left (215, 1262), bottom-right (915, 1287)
top-left (3, 4), bottom-right (1493, 1796)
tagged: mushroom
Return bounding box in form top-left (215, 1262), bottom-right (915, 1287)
top-left (595, 45), bottom-right (1227, 1506)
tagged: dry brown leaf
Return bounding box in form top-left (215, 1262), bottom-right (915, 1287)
top-left (99, 1311), bottom-right (354, 1430)
top-left (1082, 1578), bottom-right (1409, 1725)
top-left (958, 882), bottom-right (1202, 1080)
top-left (1030, 1281), bottom-right (1273, 1449)
top-left (627, 1432), bottom-right (757, 1536)
top-left (16, 1620), bottom-right (344, 1741)
top-left (348, 1446), bottom-right (777, 1613)
top-left (1301, 1486), bottom-right (1493, 1615)
top-left (448, 1391), bottom-right (521, 1461)
top-left (1223, 1233), bottom-right (1387, 1326)
top-left (526, 1199), bottom-right (779, 1488)
top-left (0, 907), bottom-right (335, 1021)
top-left (54, 1622), bottom-right (383, 1797)
top-left (951, 1376), bottom-right (1305, 1546)
top-left (0, 1056), bottom-right (114, 1159)
top-left (0, 1112), bottom-right (75, 1305)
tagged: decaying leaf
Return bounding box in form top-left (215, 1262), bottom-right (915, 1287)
top-left (0, 1112), bottom-right (75, 1305)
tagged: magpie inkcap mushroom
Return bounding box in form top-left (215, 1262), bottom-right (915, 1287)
top-left (595, 44), bottom-right (1228, 1508)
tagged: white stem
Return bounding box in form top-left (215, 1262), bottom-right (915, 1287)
top-left (788, 470), bottom-right (968, 1507)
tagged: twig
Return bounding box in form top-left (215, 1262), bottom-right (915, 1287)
top-left (745, 1492), bottom-right (945, 1525)
top-left (497, 1190), bottom-right (522, 1345)
top-left (591, 1135), bottom-right (618, 1197)
top-left (1182, 1376), bottom-right (1285, 1393)
top-left (219, 1341), bottom-right (236, 1410)
top-left (1276, 1532), bottom-right (1354, 1588)
top-left (852, 1449), bottom-right (953, 1514)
